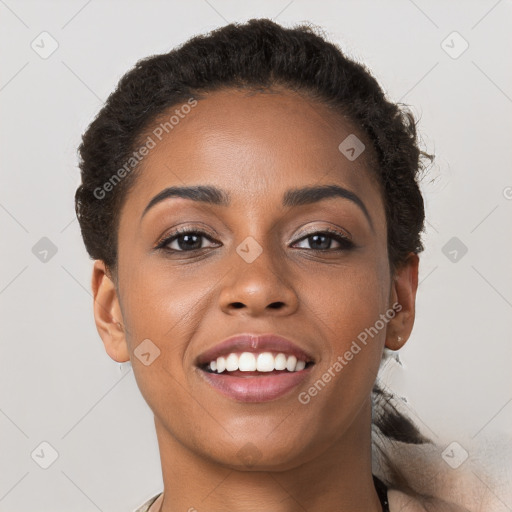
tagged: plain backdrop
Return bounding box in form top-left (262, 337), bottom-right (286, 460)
top-left (1, 1), bottom-right (511, 511)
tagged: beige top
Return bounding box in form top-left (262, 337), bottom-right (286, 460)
top-left (133, 492), bottom-right (162, 512)
top-left (132, 432), bottom-right (512, 512)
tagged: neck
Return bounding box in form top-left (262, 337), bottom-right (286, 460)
top-left (153, 400), bottom-right (383, 512)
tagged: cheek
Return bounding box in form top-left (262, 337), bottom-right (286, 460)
top-left (303, 256), bottom-right (390, 341)
top-left (298, 257), bottom-right (389, 398)
top-left (118, 259), bottom-right (221, 398)
top-left (120, 258), bottom-right (203, 343)
top-left (117, 264), bottom-right (204, 432)
top-left (295, 312), bottom-right (386, 451)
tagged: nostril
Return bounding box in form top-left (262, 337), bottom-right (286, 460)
top-left (231, 302), bottom-right (245, 309)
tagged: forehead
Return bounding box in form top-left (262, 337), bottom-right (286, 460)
top-left (121, 87), bottom-right (383, 220)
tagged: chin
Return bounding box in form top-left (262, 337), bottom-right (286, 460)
top-left (198, 433), bottom-right (316, 473)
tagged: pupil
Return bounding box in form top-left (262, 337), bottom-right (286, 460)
top-left (179, 234), bottom-right (201, 250)
top-left (310, 234), bottom-right (330, 250)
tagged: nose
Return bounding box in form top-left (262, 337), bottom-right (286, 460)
top-left (219, 244), bottom-right (299, 317)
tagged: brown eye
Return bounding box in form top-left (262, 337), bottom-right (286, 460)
top-left (157, 229), bottom-right (219, 252)
top-left (293, 229), bottom-right (354, 251)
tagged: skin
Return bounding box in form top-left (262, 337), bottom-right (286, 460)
top-left (91, 87), bottom-right (420, 512)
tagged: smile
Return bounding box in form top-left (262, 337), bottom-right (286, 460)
top-left (198, 365), bottom-right (314, 403)
top-left (196, 333), bottom-right (316, 402)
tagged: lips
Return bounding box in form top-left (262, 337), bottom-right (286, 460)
top-left (195, 333), bottom-right (315, 402)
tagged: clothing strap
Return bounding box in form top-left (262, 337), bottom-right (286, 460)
top-left (373, 475), bottom-right (390, 512)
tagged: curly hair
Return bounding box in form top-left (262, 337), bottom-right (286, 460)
top-left (76, 18), bottom-right (432, 276)
top-left (75, 19), bottom-right (433, 460)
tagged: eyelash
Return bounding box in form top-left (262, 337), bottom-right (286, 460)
top-left (155, 226), bottom-right (355, 253)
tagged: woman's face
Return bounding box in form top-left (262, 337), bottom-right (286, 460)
top-left (93, 87), bottom-right (417, 470)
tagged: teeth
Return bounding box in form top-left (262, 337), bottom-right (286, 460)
top-left (216, 356), bottom-right (226, 373)
top-left (274, 353), bottom-right (287, 370)
top-left (256, 352), bottom-right (274, 372)
top-left (225, 353), bottom-right (239, 372)
top-left (209, 352), bottom-right (309, 373)
top-left (238, 352), bottom-right (256, 371)
top-left (285, 355), bottom-right (297, 372)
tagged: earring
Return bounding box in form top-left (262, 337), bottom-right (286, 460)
top-left (397, 336), bottom-right (403, 343)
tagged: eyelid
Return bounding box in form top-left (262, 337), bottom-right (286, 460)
top-left (292, 225), bottom-right (353, 242)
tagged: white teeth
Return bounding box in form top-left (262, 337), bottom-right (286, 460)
top-left (216, 356), bottom-right (226, 373)
top-left (274, 353), bottom-right (287, 370)
top-left (256, 352), bottom-right (274, 372)
top-left (238, 352), bottom-right (257, 371)
top-left (208, 352), bottom-right (309, 373)
top-left (225, 353), bottom-right (239, 372)
top-left (286, 355), bottom-right (297, 372)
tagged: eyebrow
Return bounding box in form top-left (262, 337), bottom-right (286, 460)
top-left (141, 184), bottom-right (373, 228)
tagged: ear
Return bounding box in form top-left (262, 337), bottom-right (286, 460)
top-left (91, 260), bottom-right (130, 362)
top-left (385, 253), bottom-right (419, 351)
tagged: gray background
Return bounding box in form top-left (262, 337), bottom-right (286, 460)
top-left (1, 0), bottom-right (511, 510)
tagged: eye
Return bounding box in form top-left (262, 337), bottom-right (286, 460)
top-left (156, 228), bottom-right (220, 252)
top-left (292, 228), bottom-right (354, 251)
top-left (155, 227), bottom-right (354, 253)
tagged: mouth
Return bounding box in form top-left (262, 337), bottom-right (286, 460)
top-left (196, 333), bottom-right (315, 402)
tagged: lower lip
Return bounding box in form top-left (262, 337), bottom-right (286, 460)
top-left (198, 368), bottom-right (312, 402)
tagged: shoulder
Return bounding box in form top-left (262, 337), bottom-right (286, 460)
top-left (133, 492), bottom-right (162, 512)
top-left (388, 490), bottom-right (470, 512)
top-left (388, 489), bottom-right (428, 511)
top-left (374, 430), bottom-right (512, 512)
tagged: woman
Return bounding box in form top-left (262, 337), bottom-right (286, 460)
top-left (75, 18), bottom-right (475, 511)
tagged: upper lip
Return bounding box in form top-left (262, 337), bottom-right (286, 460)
top-left (196, 333), bottom-right (315, 367)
